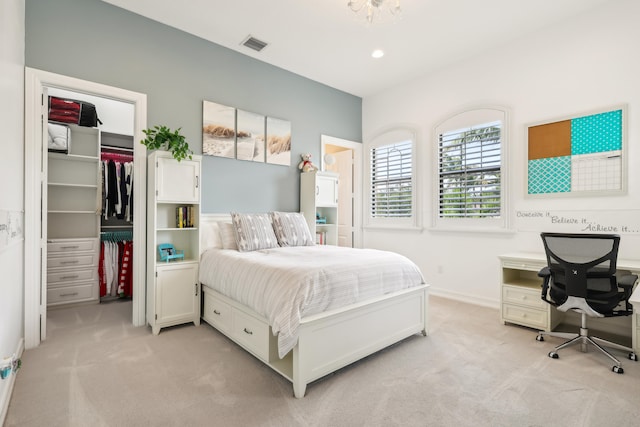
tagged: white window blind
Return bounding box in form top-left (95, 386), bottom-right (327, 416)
top-left (438, 121), bottom-right (501, 218)
top-left (370, 140), bottom-right (413, 218)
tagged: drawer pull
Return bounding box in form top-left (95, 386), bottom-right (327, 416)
top-left (243, 328), bottom-right (253, 335)
top-left (61, 275), bottom-right (79, 280)
top-left (60, 260), bottom-right (79, 265)
top-left (60, 292), bottom-right (79, 297)
top-left (61, 245), bottom-right (80, 250)
top-left (213, 309), bottom-right (221, 315)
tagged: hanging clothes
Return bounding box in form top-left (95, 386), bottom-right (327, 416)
top-left (99, 232), bottom-right (133, 299)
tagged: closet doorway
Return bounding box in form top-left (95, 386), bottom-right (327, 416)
top-left (25, 68), bottom-right (148, 349)
top-left (321, 135), bottom-right (363, 248)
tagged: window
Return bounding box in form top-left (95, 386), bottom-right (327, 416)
top-left (434, 108), bottom-right (507, 229)
top-left (367, 129), bottom-right (417, 227)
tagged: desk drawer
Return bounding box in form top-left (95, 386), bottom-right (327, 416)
top-left (48, 253), bottom-right (98, 269)
top-left (502, 260), bottom-right (546, 272)
top-left (502, 303), bottom-right (547, 330)
top-left (232, 309), bottom-right (269, 361)
top-left (48, 282), bottom-right (98, 305)
top-left (203, 292), bottom-right (232, 334)
top-left (502, 285), bottom-right (546, 310)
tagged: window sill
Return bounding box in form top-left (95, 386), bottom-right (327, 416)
top-left (363, 224), bottom-right (424, 233)
top-left (427, 226), bottom-right (516, 235)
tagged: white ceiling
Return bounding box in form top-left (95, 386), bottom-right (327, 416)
top-left (103, 0), bottom-right (611, 98)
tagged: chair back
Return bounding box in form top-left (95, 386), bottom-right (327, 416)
top-left (540, 233), bottom-right (620, 313)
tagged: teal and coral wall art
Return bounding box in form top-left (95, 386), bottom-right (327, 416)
top-left (527, 107), bottom-right (625, 196)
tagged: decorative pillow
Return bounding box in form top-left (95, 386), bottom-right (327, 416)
top-left (218, 222), bottom-right (238, 250)
top-left (201, 221), bottom-right (222, 250)
top-left (270, 211), bottom-right (315, 247)
top-left (230, 212), bottom-right (279, 252)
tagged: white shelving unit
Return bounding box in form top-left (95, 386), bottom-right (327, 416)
top-left (300, 171), bottom-right (339, 245)
top-left (46, 124), bottom-right (101, 306)
top-left (147, 150), bottom-right (202, 334)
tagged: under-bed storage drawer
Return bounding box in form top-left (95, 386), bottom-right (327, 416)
top-left (203, 293), bottom-right (232, 334)
top-left (232, 309), bottom-right (269, 361)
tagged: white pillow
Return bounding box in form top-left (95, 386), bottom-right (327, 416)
top-left (201, 221), bottom-right (222, 249)
top-left (270, 211), bottom-right (315, 247)
top-left (218, 222), bottom-right (238, 250)
top-left (230, 212), bottom-right (279, 252)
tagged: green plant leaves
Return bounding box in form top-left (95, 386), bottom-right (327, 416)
top-left (140, 125), bottom-right (193, 161)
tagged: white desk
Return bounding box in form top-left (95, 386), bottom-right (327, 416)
top-left (499, 252), bottom-right (640, 354)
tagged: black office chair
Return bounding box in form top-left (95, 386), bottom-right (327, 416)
top-left (536, 232), bottom-right (637, 373)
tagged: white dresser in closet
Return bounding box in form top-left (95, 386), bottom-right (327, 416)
top-left (46, 124), bottom-right (101, 306)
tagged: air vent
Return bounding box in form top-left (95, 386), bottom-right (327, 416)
top-left (241, 35), bottom-right (268, 52)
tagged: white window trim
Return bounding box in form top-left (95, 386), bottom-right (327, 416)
top-left (365, 127), bottom-right (421, 231)
top-left (431, 106), bottom-right (510, 232)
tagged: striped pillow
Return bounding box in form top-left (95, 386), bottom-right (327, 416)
top-left (230, 212), bottom-right (279, 252)
top-left (270, 211), bottom-right (315, 247)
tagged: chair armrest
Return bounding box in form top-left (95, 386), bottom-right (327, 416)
top-left (538, 267), bottom-right (556, 306)
top-left (618, 274), bottom-right (638, 288)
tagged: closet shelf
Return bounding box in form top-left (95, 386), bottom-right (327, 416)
top-left (48, 210), bottom-right (99, 215)
top-left (48, 152), bottom-right (99, 163)
top-left (48, 182), bottom-right (98, 189)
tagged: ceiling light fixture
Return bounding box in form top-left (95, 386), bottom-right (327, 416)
top-left (372, 49), bottom-right (384, 58)
top-left (347, 0), bottom-right (401, 25)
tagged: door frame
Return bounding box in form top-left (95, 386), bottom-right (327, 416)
top-left (24, 67), bottom-right (148, 349)
top-left (320, 135), bottom-right (362, 248)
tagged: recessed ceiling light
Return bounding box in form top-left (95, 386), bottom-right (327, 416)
top-left (371, 49), bottom-right (384, 59)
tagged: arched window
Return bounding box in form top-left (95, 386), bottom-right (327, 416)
top-left (366, 128), bottom-right (418, 229)
top-left (434, 107), bottom-right (508, 230)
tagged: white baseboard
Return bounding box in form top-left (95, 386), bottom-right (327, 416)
top-left (0, 338), bottom-right (24, 426)
top-left (429, 287), bottom-right (500, 310)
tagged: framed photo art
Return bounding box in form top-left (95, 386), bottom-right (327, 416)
top-left (202, 100), bottom-right (236, 159)
top-left (266, 116), bottom-right (291, 166)
top-left (236, 109), bottom-right (265, 162)
top-left (526, 105), bottom-right (626, 197)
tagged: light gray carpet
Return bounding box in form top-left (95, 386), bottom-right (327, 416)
top-left (6, 296), bottom-right (640, 427)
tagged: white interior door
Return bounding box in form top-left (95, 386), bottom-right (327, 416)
top-left (24, 68), bottom-right (148, 349)
top-left (320, 135), bottom-right (362, 248)
top-left (335, 150), bottom-right (353, 247)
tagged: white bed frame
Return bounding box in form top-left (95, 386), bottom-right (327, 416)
top-left (199, 214), bottom-right (429, 398)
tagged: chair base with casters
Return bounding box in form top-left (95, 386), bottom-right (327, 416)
top-left (536, 311), bottom-right (637, 374)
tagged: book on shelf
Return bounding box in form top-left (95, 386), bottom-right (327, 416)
top-left (175, 205), bottom-right (194, 228)
top-left (315, 231), bottom-right (327, 245)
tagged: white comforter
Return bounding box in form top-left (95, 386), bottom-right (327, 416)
top-left (199, 245), bottom-right (424, 358)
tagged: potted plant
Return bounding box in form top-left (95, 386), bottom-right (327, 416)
top-left (140, 125), bottom-right (193, 161)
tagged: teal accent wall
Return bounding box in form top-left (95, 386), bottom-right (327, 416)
top-left (25, 0), bottom-right (362, 213)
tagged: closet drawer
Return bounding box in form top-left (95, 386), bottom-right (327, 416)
top-left (47, 267), bottom-right (98, 285)
top-left (47, 282), bottom-right (98, 305)
top-left (48, 239), bottom-right (99, 253)
top-left (48, 253), bottom-right (99, 269)
top-left (232, 309), bottom-right (269, 361)
top-left (203, 292), bottom-right (232, 334)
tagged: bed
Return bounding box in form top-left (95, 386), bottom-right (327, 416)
top-left (199, 213), bottom-right (429, 398)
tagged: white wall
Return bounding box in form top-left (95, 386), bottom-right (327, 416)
top-left (362, 0), bottom-right (640, 307)
top-left (0, 0), bottom-right (25, 421)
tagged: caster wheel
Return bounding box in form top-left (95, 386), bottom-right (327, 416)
top-left (548, 351), bottom-right (558, 359)
top-left (629, 353), bottom-right (637, 362)
top-left (536, 335), bottom-right (544, 342)
top-left (612, 366), bottom-right (624, 374)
